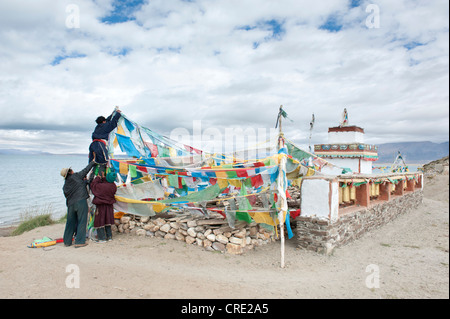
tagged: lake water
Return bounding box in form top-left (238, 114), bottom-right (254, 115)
top-left (0, 154), bottom-right (88, 226)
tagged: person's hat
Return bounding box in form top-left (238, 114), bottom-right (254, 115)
top-left (60, 167), bottom-right (71, 178)
top-left (106, 172), bottom-right (116, 183)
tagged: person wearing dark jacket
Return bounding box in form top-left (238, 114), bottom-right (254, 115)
top-left (90, 171), bottom-right (117, 242)
top-left (61, 160), bottom-right (96, 248)
top-left (88, 107), bottom-right (122, 173)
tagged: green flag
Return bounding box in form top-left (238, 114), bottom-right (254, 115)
top-left (236, 211), bottom-right (252, 224)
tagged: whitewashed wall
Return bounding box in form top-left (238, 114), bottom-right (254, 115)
top-left (300, 179), bottom-right (339, 222)
top-left (322, 158), bottom-right (373, 174)
top-left (328, 131), bottom-right (365, 144)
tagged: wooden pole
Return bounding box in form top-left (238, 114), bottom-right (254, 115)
top-left (277, 105), bottom-right (286, 268)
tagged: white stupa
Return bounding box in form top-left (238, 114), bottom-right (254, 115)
top-left (314, 109), bottom-right (378, 174)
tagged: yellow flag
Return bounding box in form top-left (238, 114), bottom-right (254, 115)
top-left (215, 171), bottom-right (228, 179)
top-left (228, 179), bottom-right (241, 188)
top-left (114, 196), bottom-right (167, 213)
top-left (217, 178), bottom-right (228, 189)
top-left (291, 177), bottom-right (302, 188)
top-left (119, 162), bottom-right (128, 175)
top-left (117, 124), bottom-right (126, 136)
top-left (249, 212), bottom-right (276, 226)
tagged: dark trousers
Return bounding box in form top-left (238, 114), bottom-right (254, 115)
top-left (96, 226), bottom-right (112, 241)
top-left (89, 140), bottom-right (108, 164)
top-left (63, 199), bottom-right (89, 246)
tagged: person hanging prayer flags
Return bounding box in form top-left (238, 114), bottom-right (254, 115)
top-left (88, 107), bottom-right (122, 174)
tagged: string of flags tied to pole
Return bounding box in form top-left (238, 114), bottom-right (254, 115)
top-left (103, 106), bottom-right (346, 266)
top-left (373, 151), bottom-right (410, 173)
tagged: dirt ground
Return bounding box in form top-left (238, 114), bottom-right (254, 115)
top-left (0, 175), bottom-right (448, 299)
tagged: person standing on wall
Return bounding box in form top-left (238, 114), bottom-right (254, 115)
top-left (88, 106), bottom-right (122, 175)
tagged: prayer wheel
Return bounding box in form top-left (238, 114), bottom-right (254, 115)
top-left (370, 183), bottom-right (375, 197)
top-left (391, 183), bottom-right (396, 193)
top-left (375, 183), bottom-right (380, 196)
top-left (350, 186), bottom-right (356, 201)
top-left (343, 185), bottom-right (350, 203)
top-left (339, 185), bottom-right (343, 204)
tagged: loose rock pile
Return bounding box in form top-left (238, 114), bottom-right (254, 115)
top-left (112, 213), bottom-right (275, 255)
top-left (287, 186), bottom-right (301, 208)
top-left (422, 156), bottom-right (449, 176)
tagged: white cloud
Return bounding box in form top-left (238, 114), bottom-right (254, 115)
top-left (0, 0), bottom-right (448, 154)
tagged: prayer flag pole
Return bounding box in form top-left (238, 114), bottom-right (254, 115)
top-left (277, 105), bottom-right (287, 268)
top-left (309, 113), bottom-right (315, 153)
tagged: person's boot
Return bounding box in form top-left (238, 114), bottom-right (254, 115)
top-left (105, 225), bottom-right (113, 241)
top-left (96, 227), bottom-right (106, 243)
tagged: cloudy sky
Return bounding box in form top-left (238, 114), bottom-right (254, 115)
top-left (0, 0), bottom-right (448, 154)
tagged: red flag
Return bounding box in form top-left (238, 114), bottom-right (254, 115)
top-left (290, 209), bottom-right (301, 219)
top-left (250, 175), bottom-right (263, 188)
top-left (236, 169), bottom-right (248, 178)
top-left (145, 142), bottom-right (159, 157)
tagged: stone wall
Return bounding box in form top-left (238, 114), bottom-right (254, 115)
top-left (296, 190), bottom-right (423, 255)
top-left (112, 213), bottom-right (275, 255)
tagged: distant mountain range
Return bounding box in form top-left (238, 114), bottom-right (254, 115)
top-left (0, 149), bottom-right (84, 156)
top-left (376, 141), bottom-right (449, 164)
top-left (0, 149), bottom-right (52, 155)
top-left (1, 140), bottom-right (448, 164)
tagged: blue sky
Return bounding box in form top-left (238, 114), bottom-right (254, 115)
top-left (101, 0), bottom-right (145, 24)
top-left (0, 0), bottom-right (448, 154)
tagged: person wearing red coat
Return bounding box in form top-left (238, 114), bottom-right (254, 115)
top-left (90, 171), bottom-right (117, 242)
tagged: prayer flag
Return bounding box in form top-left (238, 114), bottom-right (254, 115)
top-left (124, 117), bottom-right (135, 132)
top-left (285, 211), bottom-right (294, 239)
top-left (249, 212), bottom-right (276, 226)
top-left (116, 134), bottom-right (142, 158)
top-left (228, 179), bottom-right (241, 188)
top-left (217, 178), bottom-right (228, 189)
top-left (117, 124), bottom-right (126, 136)
top-left (244, 177), bottom-right (252, 188)
top-left (129, 165), bottom-right (137, 178)
top-left (251, 175), bottom-right (264, 188)
top-left (226, 170), bottom-right (238, 179)
top-left (144, 142), bottom-right (158, 157)
top-left (119, 162), bottom-right (128, 175)
top-left (215, 171), bottom-right (228, 179)
top-left (168, 174), bottom-right (180, 188)
top-left (236, 169), bottom-right (248, 178)
top-left (238, 185), bottom-right (252, 211)
top-left (236, 211), bottom-right (252, 224)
